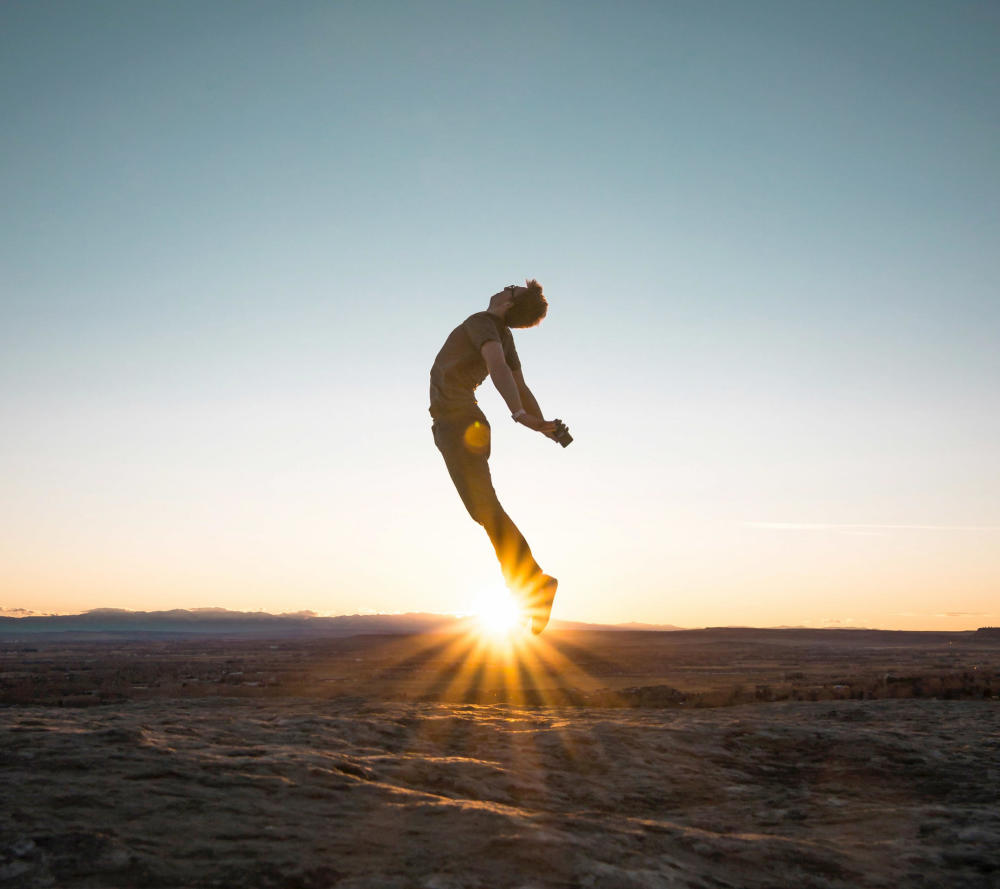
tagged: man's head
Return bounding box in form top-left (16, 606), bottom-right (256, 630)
top-left (489, 279), bottom-right (547, 328)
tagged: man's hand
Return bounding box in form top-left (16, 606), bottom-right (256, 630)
top-left (516, 413), bottom-right (559, 437)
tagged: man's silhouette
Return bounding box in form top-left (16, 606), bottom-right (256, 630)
top-left (429, 280), bottom-right (560, 634)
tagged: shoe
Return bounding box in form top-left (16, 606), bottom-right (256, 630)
top-left (528, 575), bottom-right (558, 635)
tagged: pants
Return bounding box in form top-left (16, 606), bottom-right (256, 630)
top-left (432, 415), bottom-right (544, 593)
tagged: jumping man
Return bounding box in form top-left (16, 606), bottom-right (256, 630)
top-left (429, 280), bottom-right (563, 634)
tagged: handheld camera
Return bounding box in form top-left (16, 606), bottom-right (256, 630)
top-left (552, 419), bottom-right (573, 448)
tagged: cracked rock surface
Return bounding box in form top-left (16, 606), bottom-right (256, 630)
top-left (2, 698), bottom-right (998, 888)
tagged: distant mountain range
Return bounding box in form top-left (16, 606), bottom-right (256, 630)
top-left (0, 608), bottom-right (686, 640)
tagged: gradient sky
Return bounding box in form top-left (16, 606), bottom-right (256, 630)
top-left (2, 1), bottom-right (998, 629)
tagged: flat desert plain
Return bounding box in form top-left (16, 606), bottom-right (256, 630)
top-left (2, 628), bottom-right (998, 888)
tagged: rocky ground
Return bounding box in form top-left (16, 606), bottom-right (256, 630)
top-left (2, 696), bottom-right (998, 888)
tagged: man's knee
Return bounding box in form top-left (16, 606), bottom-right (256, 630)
top-left (467, 500), bottom-right (494, 528)
top-left (465, 494), bottom-right (502, 531)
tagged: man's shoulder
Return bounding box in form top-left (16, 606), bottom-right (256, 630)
top-left (459, 312), bottom-right (509, 354)
top-left (463, 310), bottom-right (498, 325)
top-left (462, 312), bottom-right (508, 336)
top-left (464, 312), bottom-right (509, 334)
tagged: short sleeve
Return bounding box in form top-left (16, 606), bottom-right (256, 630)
top-left (462, 314), bottom-right (502, 353)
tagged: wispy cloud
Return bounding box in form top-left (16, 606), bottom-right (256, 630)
top-left (746, 522), bottom-right (1000, 533)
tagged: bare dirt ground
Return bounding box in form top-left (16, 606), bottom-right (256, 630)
top-left (1, 629), bottom-right (998, 888)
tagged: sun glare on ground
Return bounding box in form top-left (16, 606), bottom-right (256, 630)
top-left (473, 584), bottom-right (524, 639)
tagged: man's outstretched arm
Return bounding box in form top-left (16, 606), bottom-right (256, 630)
top-left (512, 368), bottom-right (544, 419)
top-left (481, 342), bottom-right (556, 435)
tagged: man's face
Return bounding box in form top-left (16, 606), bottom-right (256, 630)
top-left (491, 284), bottom-right (522, 317)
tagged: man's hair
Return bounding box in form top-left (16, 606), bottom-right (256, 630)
top-left (505, 279), bottom-right (547, 329)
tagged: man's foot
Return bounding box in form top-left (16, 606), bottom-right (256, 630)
top-left (528, 575), bottom-right (558, 635)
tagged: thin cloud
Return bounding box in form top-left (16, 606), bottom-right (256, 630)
top-left (746, 522), bottom-right (1000, 532)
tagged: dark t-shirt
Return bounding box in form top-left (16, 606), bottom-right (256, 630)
top-left (429, 311), bottom-right (522, 420)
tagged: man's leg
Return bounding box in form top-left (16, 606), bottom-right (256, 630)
top-left (432, 418), bottom-right (544, 592)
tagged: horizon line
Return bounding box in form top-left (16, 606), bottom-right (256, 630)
top-left (1, 607), bottom-right (996, 633)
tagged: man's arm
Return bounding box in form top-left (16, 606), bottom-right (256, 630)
top-left (512, 368), bottom-right (543, 418)
top-left (481, 341), bottom-right (556, 435)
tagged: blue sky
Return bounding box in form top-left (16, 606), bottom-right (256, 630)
top-left (2, 1), bottom-right (998, 628)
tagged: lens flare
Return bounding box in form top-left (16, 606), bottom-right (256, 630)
top-left (462, 421), bottom-right (490, 455)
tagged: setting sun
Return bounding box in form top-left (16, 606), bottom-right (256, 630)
top-left (473, 584), bottom-right (524, 638)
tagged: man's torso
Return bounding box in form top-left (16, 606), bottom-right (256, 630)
top-left (429, 312), bottom-right (521, 420)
